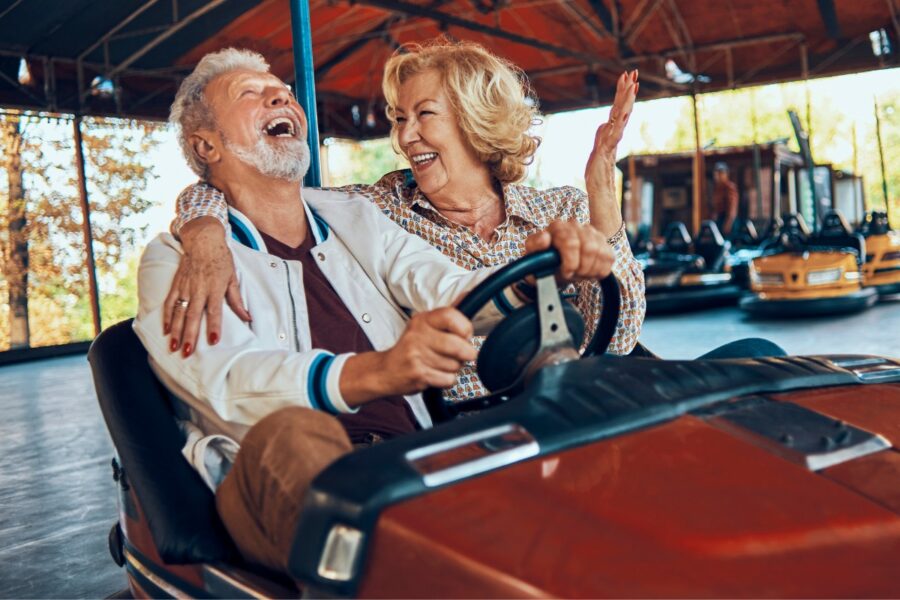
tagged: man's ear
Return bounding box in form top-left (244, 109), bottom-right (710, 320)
top-left (190, 130), bottom-right (221, 167)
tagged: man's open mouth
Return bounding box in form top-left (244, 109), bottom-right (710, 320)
top-left (263, 116), bottom-right (296, 138)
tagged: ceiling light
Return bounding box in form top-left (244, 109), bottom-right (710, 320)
top-left (90, 75), bottom-right (115, 97)
top-left (17, 58), bottom-right (32, 86)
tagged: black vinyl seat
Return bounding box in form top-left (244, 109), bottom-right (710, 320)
top-left (777, 213), bottom-right (812, 250)
top-left (860, 211), bottom-right (891, 237)
top-left (660, 222), bottom-right (693, 255)
top-left (87, 319), bottom-right (238, 564)
top-left (694, 220), bottom-right (730, 271)
top-left (812, 210), bottom-right (867, 264)
top-left (729, 217), bottom-right (759, 249)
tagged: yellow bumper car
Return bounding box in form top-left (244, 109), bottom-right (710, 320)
top-left (859, 211), bottom-right (900, 297)
top-left (740, 213), bottom-right (878, 316)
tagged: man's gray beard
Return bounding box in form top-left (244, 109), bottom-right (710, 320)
top-left (223, 133), bottom-right (310, 182)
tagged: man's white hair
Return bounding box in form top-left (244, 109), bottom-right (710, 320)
top-left (170, 48), bottom-right (270, 178)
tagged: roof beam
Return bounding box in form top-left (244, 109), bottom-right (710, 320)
top-left (350, 0), bottom-right (683, 89)
top-left (816, 0), bottom-right (842, 39)
top-left (625, 32), bottom-right (805, 62)
top-left (587, 0), bottom-right (615, 34)
top-left (0, 0), bottom-right (25, 24)
top-left (76, 0), bottom-right (161, 63)
top-left (809, 37), bottom-right (863, 76)
top-left (106, 0), bottom-right (227, 78)
top-left (0, 65), bottom-right (44, 105)
top-left (315, 17), bottom-right (396, 79)
top-left (622, 0), bottom-right (665, 46)
top-left (886, 0), bottom-right (900, 43)
top-left (557, 1), bottom-right (610, 43)
top-left (734, 37), bottom-right (802, 86)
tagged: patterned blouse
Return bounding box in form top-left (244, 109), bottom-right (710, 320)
top-left (174, 169), bottom-right (646, 402)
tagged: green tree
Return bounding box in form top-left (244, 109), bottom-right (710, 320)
top-left (324, 137), bottom-right (405, 186)
top-left (0, 113), bottom-right (164, 351)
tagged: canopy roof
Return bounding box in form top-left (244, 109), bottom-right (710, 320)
top-left (0, 0), bottom-right (896, 138)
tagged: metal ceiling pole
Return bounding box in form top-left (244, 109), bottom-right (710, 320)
top-left (73, 116), bottom-right (102, 337)
top-left (874, 97), bottom-right (889, 208)
top-left (290, 0), bottom-right (322, 188)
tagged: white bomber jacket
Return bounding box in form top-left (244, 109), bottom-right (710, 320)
top-left (133, 187), bottom-right (522, 487)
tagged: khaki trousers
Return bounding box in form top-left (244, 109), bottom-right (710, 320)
top-left (215, 407), bottom-right (352, 573)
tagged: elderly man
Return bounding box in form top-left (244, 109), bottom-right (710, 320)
top-left (133, 48), bottom-right (615, 574)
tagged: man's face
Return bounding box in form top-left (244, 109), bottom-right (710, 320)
top-left (203, 69), bottom-right (310, 181)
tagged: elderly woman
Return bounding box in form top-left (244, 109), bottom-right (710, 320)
top-left (165, 40), bottom-right (645, 401)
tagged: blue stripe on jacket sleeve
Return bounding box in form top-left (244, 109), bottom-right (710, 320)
top-left (306, 353), bottom-right (327, 411)
top-left (308, 352), bottom-right (339, 414)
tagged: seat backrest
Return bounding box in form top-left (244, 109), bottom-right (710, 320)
top-left (729, 217), bottom-right (759, 248)
top-left (694, 220), bottom-right (730, 271)
top-left (812, 210), bottom-right (866, 261)
top-left (862, 210), bottom-right (892, 236)
top-left (87, 319), bottom-right (237, 564)
top-left (779, 213), bottom-right (811, 249)
top-left (661, 221), bottom-right (693, 254)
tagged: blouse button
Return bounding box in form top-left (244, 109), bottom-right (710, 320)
top-left (361, 313), bottom-right (372, 323)
top-left (278, 332), bottom-right (286, 341)
top-left (269, 261), bottom-right (278, 268)
top-left (317, 252), bottom-right (326, 261)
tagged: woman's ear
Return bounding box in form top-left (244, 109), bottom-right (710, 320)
top-left (191, 131), bottom-right (221, 167)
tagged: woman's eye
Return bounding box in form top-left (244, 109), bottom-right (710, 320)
top-left (395, 116), bottom-right (407, 123)
top-left (419, 110), bottom-right (434, 117)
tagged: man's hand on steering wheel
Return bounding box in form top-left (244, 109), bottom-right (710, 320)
top-left (524, 221), bottom-right (615, 283)
top-left (163, 217), bottom-right (249, 357)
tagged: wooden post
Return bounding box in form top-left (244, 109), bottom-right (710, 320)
top-left (691, 91), bottom-right (703, 234)
top-left (73, 116), bottom-right (102, 337)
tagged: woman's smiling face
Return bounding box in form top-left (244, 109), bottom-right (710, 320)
top-left (393, 69), bottom-right (490, 202)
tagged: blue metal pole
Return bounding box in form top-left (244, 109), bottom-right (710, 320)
top-left (289, 0), bottom-right (321, 187)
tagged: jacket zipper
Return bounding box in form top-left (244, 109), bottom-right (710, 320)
top-left (282, 261), bottom-right (302, 352)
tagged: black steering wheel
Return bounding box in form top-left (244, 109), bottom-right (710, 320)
top-left (422, 249), bottom-right (621, 424)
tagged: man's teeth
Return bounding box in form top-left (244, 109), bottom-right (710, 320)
top-left (265, 117), bottom-right (295, 137)
top-left (412, 152), bottom-right (437, 164)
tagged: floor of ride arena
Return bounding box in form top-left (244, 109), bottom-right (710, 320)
top-left (1, 301), bottom-right (898, 598)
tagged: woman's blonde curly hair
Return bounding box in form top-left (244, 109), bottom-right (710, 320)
top-left (382, 39), bottom-right (541, 184)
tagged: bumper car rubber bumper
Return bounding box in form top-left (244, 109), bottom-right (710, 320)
top-left (647, 284), bottom-right (742, 314)
top-left (871, 280), bottom-right (900, 297)
top-left (739, 287), bottom-right (878, 317)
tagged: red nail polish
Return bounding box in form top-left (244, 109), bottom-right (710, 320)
top-left (182, 343), bottom-right (192, 357)
top-left (169, 338), bottom-right (178, 352)
top-left (209, 332), bottom-right (219, 345)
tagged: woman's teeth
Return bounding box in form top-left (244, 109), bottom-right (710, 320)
top-left (412, 152), bottom-right (437, 166)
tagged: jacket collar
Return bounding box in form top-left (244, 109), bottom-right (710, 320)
top-left (227, 196), bottom-right (330, 252)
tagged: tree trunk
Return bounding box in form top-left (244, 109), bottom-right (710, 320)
top-left (2, 116), bottom-right (29, 348)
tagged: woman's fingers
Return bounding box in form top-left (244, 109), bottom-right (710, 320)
top-left (225, 278), bottom-right (251, 323)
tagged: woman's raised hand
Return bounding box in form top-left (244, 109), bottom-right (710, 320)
top-left (593, 70), bottom-right (639, 158)
top-left (584, 70), bottom-right (639, 238)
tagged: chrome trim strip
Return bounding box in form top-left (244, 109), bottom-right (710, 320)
top-left (124, 547), bottom-right (191, 599)
top-left (407, 424), bottom-right (522, 460)
top-left (808, 435), bottom-right (891, 471)
top-left (856, 367), bottom-right (900, 382)
top-left (420, 442), bottom-right (540, 488)
top-left (406, 424), bottom-right (540, 488)
top-left (830, 357), bottom-right (887, 368)
top-left (202, 564), bottom-right (271, 599)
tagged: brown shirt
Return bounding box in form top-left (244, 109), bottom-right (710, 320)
top-left (258, 226), bottom-right (418, 445)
